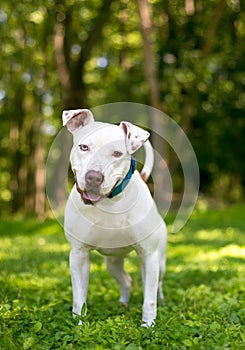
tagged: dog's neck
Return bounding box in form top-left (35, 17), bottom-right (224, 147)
top-left (108, 158), bottom-right (137, 199)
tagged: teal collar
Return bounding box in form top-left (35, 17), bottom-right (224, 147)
top-left (108, 158), bottom-right (137, 199)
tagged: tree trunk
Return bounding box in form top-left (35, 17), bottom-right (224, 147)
top-left (51, 0), bottom-right (114, 213)
top-left (54, 0), bottom-right (114, 109)
top-left (33, 115), bottom-right (46, 220)
top-left (202, 0), bottom-right (227, 56)
top-left (9, 121), bottom-right (23, 212)
top-left (137, 0), bottom-right (167, 209)
top-left (9, 87), bottom-right (26, 213)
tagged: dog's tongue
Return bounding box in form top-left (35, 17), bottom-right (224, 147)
top-left (82, 191), bottom-right (101, 202)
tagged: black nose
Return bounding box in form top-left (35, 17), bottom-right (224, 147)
top-left (85, 170), bottom-right (104, 186)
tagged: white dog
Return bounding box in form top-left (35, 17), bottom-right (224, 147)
top-left (62, 108), bottom-right (167, 327)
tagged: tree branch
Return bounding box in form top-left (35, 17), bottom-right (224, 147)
top-left (202, 0), bottom-right (226, 56)
top-left (77, 0), bottom-right (114, 70)
top-left (137, 0), bottom-right (160, 109)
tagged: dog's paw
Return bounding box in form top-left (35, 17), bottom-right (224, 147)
top-left (74, 318), bottom-right (90, 328)
top-left (77, 319), bottom-right (83, 326)
top-left (141, 320), bottom-right (155, 328)
top-left (119, 301), bottom-right (128, 307)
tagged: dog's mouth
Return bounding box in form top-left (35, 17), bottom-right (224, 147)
top-left (82, 181), bottom-right (121, 204)
top-left (74, 172), bottom-right (122, 205)
top-left (81, 190), bottom-right (103, 204)
top-left (80, 182), bottom-right (121, 205)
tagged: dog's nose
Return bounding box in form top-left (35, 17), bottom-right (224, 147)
top-left (85, 170), bottom-right (104, 186)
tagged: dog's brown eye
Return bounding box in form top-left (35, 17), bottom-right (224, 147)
top-left (79, 144), bottom-right (89, 152)
top-left (113, 151), bottom-right (123, 158)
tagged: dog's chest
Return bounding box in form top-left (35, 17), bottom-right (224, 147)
top-left (83, 203), bottom-right (135, 248)
top-left (65, 177), bottom-right (161, 249)
top-left (86, 199), bottom-right (130, 226)
top-left (65, 189), bottom-right (133, 247)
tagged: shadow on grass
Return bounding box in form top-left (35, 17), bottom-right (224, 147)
top-left (0, 218), bottom-right (61, 237)
top-left (0, 205), bottom-right (244, 349)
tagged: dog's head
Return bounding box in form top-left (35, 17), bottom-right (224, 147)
top-left (62, 109), bottom-right (149, 204)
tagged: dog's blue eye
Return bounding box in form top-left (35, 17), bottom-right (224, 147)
top-left (113, 151), bottom-right (123, 158)
top-left (79, 144), bottom-right (89, 151)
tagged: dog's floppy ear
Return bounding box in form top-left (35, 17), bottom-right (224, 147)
top-left (62, 109), bottom-right (94, 132)
top-left (119, 121), bottom-right (150, 154)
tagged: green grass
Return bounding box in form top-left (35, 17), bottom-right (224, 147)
top-left (0, 203), bottom-right (244, 349)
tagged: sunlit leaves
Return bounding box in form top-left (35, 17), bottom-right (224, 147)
top-left (0, 0), bottom-right (245, 214)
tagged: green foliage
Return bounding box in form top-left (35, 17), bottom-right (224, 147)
top-left (0, 205), bottom-right (244, 349)
top-left (0, 0), bottom-right (245, 211)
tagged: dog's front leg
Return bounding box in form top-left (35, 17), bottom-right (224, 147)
top-left (140, 251), bottom-right (159, 327)
top-left (69, 247), bottom-right (90, 320)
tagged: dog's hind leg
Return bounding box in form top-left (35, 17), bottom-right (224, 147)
top-left (105, 256), bottom-right (132, 305)
top-left (157, 223), bottom-right (168, 302)
top-left (157, 257), bottom-right (166, 301)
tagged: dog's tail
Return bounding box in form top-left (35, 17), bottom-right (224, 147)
top-left (140, 140), bottom-right (154, 182)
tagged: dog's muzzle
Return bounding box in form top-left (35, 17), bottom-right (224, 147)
top-left (75, 170), bottom-right (104, 205)
top-left (74, 158), bottom-right (137, 205)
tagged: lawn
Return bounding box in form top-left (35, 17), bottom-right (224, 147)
top-left (0, 203), bottom-right (244, 349)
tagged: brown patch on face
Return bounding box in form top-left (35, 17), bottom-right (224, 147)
top-left (130, 142), bottom-right (138, 152)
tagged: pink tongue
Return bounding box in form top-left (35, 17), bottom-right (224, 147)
top-left (82, 191), bottom-right (101, 202)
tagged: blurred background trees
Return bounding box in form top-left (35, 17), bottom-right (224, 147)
top-left (0, 0), bottom-right (244, 217)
